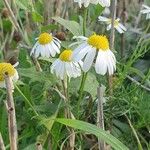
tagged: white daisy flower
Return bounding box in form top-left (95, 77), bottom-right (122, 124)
top-left (98, 16), bottom-right (127, 34)
top-left (72, 34), bottom-right (116, 75)
top-left (74, 0), bottom-right (110, 8)
top-left (0, 63), bottom-right (19, 89)
top-left (140, 4), bottom-right (150, 20)
top-left (51, 49), bottom-right (82, 80)
top-left (30, 32), bottom-right (61, 58)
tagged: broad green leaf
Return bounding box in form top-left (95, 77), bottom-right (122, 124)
top-left (40, 115), bottom-right (56, 131)
top-left (56, 118), bottom-right (129, 150)
top-left (40, 101), bottom-right (62, 131)
top-left (52, 17), bottom-right (82, 36)
top-left (41, 24), bottom-right (58, 32)
top-left (89, 4), bottom-right (104, 21)
top-left (32, 11), bottom-right (43, 23)
top-left (84, 72), bottom-right (99, 98)
top-left (18, 67), bottom-right (56, 85)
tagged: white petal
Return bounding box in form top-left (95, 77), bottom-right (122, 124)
top-left (115, 26), bottom-right (124, 34)
top-left (48, 44), bottom-right (56, 57)
top-left (51, 41), bottom-right (60, 53)
top-left (82, 48), bottom-right (96, 72)
top-left (95, 51), bottom-right (107, 75)
top-left (73, 45), bottom-right (92, 62)
top-left (107, 24), bottom-right (111, 30)
top-left (65, 62), bottom-right (72, 78)
top-left (59, 62), bottom-right (65, 80)
top-left (55, 60), bottom-right (63, 78)
top-left (142, 4), bottom-right (150, 9)
top-left (53, 40), bottom-right (61, 49)
top-left (41, 46), bottom-right (47, 57)
top-left (53, 37), bottom-right (61, 44)
top-left (30, 42), bottom-right (38, 55)
top-left (34, 45), bottom-right (41, 58)
top-left (44, 45), bottom-right (51, 58)
top-left (51, 59), bottom-right (60, 74)
top-left (73, 36), bottom-right (88, 41)
top-left (12, 70), bottom-right (19, 82)
top-left (118, 23), bottom-right (127, 31)
top-left (98, 16), bottom-right (109, 22)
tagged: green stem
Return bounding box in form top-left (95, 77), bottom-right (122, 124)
top-left (77, 7), bottom-right (88, 118)
top-left (77, 72), bottom-right (87, 117)
top-left (15, 85), bottom-right (39, 117)
top-left (83, 8), bottom-right (87, 36)
top-left (125, 115), bottom-right (143, 150)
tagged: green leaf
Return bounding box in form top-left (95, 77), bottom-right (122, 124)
top-left (89, 4), bottom-right (104, 21)
top-left (41, 24), bottom-right (58, 32)
top-left (18, 67), bottom-right (56, 85)
top-left (84, 72), bottom-right (99, 98)
top-left (2, 19), bottom-right (12, 32)
top-left (32, 11), bottom-right (43, 23)
top-left (52, 17), bottom-right (82, 36)
top-left (40, 115), bottom-right (56, 131)
top-left (40, 101), bottom-right (62, 131)
top-left (56, 118), bottom-right (129, 150)
top-left (16, 0), bottom-right (28, 10)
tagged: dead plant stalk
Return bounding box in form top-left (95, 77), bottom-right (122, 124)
top-left (5, 73), bottom-right (18, 150)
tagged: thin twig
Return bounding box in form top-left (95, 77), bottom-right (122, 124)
top-left (43, 0), bottom-right (51, 25)
top-left (109, 0), bottom-right (117, 96)
top-left (3, 0), bottom-right (22, 35)
top-left (125, 114), bottom-right (143, 150)
top-left (5, 73), bottom-right (18, 150)
top-left (97, 85), bottom-right (106, 150)
top-left (110, 0), bottom-right (117, 51)
top-left (121, 0), bottom-right (126, 58)
top-left (126, 75), bottom-right (150, 92)
top-left (0, 133), bottom-right (5, 150)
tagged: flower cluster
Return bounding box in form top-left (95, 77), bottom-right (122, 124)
top-left (1, 1), bottom-right (148, 88)
top-left (31, 31), bottom-right (116, 80)
top-left (28, 1), bottom-right (149, 82)
top-left (29, 0), bottom-right (119, 81)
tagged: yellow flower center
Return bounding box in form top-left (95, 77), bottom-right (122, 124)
top-left (107, 19), bottom-right (119, 27)
top-left (38, 33), bottom-right (53, 45)
top-left (0, 63), bottom-right (16, 81)
top-left (87, 34), bottom-right (109, 50)
top-left (59, 49), bottom-right (73, 62)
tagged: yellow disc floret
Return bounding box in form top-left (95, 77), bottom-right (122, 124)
top-left (0, 63), bottom-right (16, 81)
top-left (38, 33), bottom-right (53, 45)
top-left (114, 19), bottom-right (119, 27)
top-left (107, 19), bottom-right (119, 27)
top-left (59, 49), bottom-right (73, 62)
top-left (88, 34), bottom-right (109, 50)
